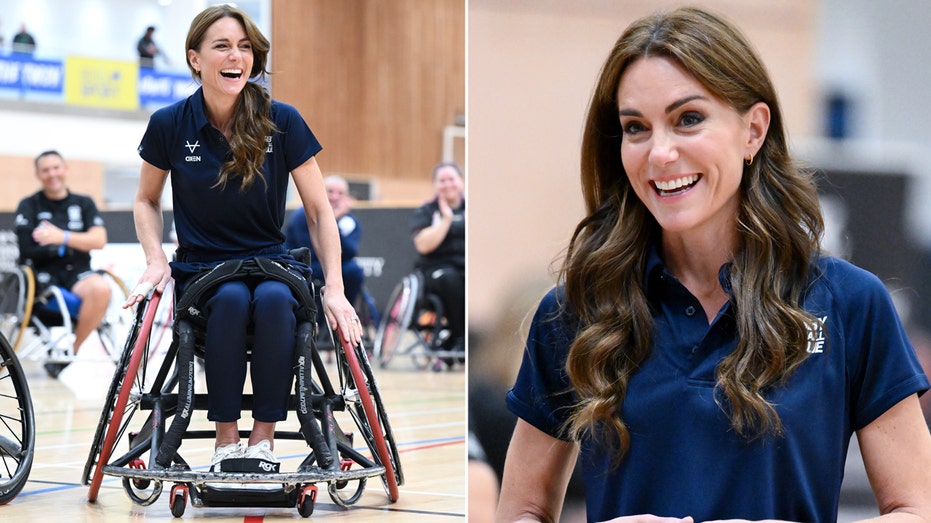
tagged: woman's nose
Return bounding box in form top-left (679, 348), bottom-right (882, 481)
top-left (648, 130), bottom-right (679, 166)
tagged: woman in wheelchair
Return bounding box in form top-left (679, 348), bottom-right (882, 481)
top-left (124, 5), bottom-right (363, 469)
top-left (14, 150), bottom-right (111, 376)
top-left (410, 162), bottom-right (465, 358)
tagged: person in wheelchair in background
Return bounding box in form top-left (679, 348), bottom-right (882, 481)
top-left (285, 174), bottom-right (366, 344)
top-left (410, 161), bottom-right (465, 364)
top-left (124, 5), bottom-right (363, 470)
top-left (14, 150), bottom-right (110, 377)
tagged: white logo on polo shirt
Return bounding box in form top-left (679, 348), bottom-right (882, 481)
top-left (185, 140), bottom-right (201, 162)
top-left (805, 316), bottom-right (827, 353)
top-left (265, 135), bottom-right (273, 153)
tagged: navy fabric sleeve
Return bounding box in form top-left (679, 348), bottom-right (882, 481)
top-left (506, 288), bottom-right (578, 441)
top-left (137, 105), bottom-right (174, 170)
top-left (838, 263), bottom-right (930, 430)
top-left (274, 102), bottom-right (322, 172)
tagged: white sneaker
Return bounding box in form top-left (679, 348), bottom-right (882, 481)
top-left (210, 442), bottom-right (244, 470)
top-left (243, 440), bottom-right (278, 463)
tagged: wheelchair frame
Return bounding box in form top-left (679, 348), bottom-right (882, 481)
top-left (0, 330), bottom-right (35, 505)
top-left (81, 260), bottom-right (402, 518)
top-left (373, 270), bottom-right (465, 371)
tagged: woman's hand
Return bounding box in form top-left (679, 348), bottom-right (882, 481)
top-left (123, 261), bottom-right (171, 309)
top-left (321, 286), bottom-right (364, 347)
top-left (435, 192), bottom-right (453, 223)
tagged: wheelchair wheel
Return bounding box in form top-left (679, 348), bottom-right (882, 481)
top-left (354, 290), bottom-right (380, 350)
top-left (95, 269), bottom-right (132, 363)
top-left (373, 275), bottom-right (417, 368)
top-left (84, 292), bottom-right (163, 502)
top-left (0, 267), bottom-right (35, 352)
top-left (337, 334), bottom-right (402, 501)
top-left (0, 331), bottom-right (35, 505)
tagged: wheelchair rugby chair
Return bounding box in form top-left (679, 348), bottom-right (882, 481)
top-left (373, 269), bottom-right (465, 371)
top-left (81, 253), bottom-right (402, 518)
top-left (0, 264), bottom-right (130, 377)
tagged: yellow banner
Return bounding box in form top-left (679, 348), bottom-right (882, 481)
top-left (64, 56), bottom-right (138, 111)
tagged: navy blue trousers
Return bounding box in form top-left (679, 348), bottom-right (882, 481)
top-left (203, 279), bottom-right (298, 423)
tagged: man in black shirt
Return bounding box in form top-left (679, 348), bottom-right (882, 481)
top-left (14, 151), bottom-right (110, 374)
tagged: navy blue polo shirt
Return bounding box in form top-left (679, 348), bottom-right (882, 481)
top-left (507, 252), bottom-right (928, 523)
top-left (138, 86), bottom-right (321, 258)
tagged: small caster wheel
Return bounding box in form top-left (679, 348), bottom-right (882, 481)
top-left (129, 459), bottom-right (150, 489)
top-left (335, 458), bottom-right (353, 489)
top-left (298, 485), bottom-right (318, 517)
top-left (169, 485), bottom-right (188, 518)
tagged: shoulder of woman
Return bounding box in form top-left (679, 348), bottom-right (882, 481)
top-left (813, 255), bottom-right (892, 304)
top-left (269, 99), bottom-right (300, 118)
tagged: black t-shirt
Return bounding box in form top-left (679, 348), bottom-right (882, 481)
top-left (409, 199), bottom-right (465, 271)
top-left (14, 190), bottom-right (104, 276)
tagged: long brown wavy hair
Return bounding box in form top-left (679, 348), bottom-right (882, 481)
top-left (185, 5), bottom-right (276, 192)
top-left (561, 7), bottom-right (824, 460)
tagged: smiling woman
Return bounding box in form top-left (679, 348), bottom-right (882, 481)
top-left (494, 6), bottom-right (931, 523)
top-left (127, 3), bottom-right (363, 475)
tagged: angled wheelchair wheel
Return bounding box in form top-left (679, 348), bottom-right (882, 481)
top-left (336, 333), bottom-right (402, 501)
top-left (355, 290), bottom-right (380, 350)
top-left (84, 291), bottom-right (163, 502)
top-left (95, 269), bottom-right (133, 362)
top-left (0, 331), bottom-right (35, 505)
top-left (0, 267), bottom-right (35, 352)
top-left (373, 275), bottom-right (418, 368)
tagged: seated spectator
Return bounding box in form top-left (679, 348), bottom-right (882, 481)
top-left (410, 162), bottom-right (465, 357)
top-left (14, 150), bottom-right (110, 376)
top-left (285, 175), bottom-right (365, 314)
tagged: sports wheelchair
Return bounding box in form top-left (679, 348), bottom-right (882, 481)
top-left (81, 255), bottom-right (402, 518)
top-left (0, 265), bottom-right (131, 377)
top-left (0, 330), bottom-right (35, 505)
top-left (373, 270), bottom-right (465, 371)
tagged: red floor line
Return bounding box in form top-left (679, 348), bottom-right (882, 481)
top-left (244, 516), bottom-right (264, 523)
top-left (400, 439), bottom-right (463, 453)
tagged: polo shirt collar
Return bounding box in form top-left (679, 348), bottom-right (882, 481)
top-left (189, 87), bottom-right (211, 132)
top-left (643, 241), bottom-right (734, 297)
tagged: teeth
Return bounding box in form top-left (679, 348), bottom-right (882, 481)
top-left (654, 175), bottom-right (699, 192)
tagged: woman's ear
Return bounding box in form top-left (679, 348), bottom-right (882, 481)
top-left (745, 101), bottom-right (771, 156)
top-left (187, 49), bottom-right (200, 73)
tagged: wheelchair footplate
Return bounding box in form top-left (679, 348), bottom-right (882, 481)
top-left (102, 461), bottom-right (385, 517)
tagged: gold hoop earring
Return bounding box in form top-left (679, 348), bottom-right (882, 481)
top-left (745, 154), bottom-right (753, 166)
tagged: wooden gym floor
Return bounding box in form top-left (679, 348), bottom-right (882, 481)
top-left (2, 340), bottom-right (466, 522)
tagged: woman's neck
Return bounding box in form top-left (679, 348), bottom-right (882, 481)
top-left (661, 227), bottom-right (736, 322)
top-left (444, 194), bottom-right (463, 209)
top-left (204, 96), bottom-right (236, 137)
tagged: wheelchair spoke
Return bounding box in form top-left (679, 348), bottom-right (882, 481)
top-left (0, 331), bottom-right (35, 505)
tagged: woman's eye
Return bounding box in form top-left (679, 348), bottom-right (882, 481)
top-left (622, 121), bottom-right (646, 135)
top-left (679, 112), bottom-right (704, 127)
